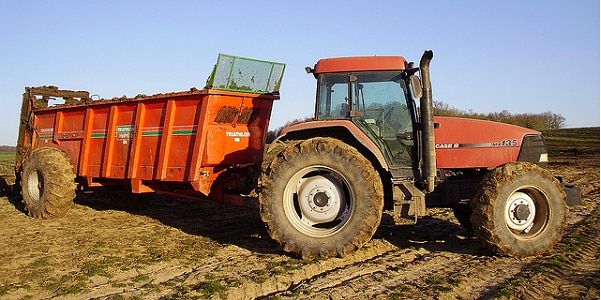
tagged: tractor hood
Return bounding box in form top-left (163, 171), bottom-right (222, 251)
top-left (433, 116), bottom-right (546, 169)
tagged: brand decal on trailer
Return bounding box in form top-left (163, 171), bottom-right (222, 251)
top-left (226, 131), bottom-right (251, 143)
top-left (436, 139), bottom-right (518, 149)
top-left (38, 128), bottom-right (54, 142)
top-left (116, 125), bottom-right (135, 140)
top-left (226, 131), bottom-right (251, 137)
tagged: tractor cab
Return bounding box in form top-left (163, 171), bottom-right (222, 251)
top-left (308, 56), bottom-right (419, 170)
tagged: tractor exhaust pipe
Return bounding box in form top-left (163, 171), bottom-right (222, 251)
top-left (419, 50), bottom-right (436, 192)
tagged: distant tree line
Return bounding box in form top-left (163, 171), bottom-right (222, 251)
top-left (267, 101), bottom-right (566, 142)
top-left (432, 101), bottom-right (566, 131)
top-left (0, 146), bottom-right (16, 152)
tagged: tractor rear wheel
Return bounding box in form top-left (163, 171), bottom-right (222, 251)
top-left (21, 147), bottom-right (76, 218)
top-left (260, 137), bottom-right (384, 258)
top-left (452, 203), bottom-right (473, 234)
top-left (470, 162), bottom-right (567, 257)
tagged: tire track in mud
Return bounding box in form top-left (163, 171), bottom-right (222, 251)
top-left (87, 239), bottom-right (400, 299)
top-left (250, 208), bottom-right (508, 299)
top-left (504, 202), bottom-right (600, 299)
top-left (173, 240), bottom-right (400, 299)
top-left (264, 242), bottom-right (526, 299)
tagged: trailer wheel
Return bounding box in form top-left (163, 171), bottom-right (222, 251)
top-left (260, 137), bottom-right (384, 258)
top-left (21, 147), bottom-right (76, 218)
top-left (470, 162), bottom-right (567, 257)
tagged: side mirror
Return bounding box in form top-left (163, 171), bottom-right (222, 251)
top-left (409, 75), bottom-right (423, 99)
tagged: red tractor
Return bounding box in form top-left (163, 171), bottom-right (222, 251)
top-left (259, 50), bottom-right (580, 258)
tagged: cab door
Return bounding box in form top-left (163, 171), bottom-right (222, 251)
top-left (349, 73), bottom-right (415, 168)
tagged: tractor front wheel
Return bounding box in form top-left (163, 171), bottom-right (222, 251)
top-left (470, 162), bottom-right (567, 257)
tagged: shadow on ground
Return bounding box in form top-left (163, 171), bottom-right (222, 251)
top-left (3, 179), bottom-right (489, 259)
top-left (75, 189), bottom-right (489, 258)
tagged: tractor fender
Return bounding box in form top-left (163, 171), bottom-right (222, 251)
top-left (268, 120), bottom-right (389, 172)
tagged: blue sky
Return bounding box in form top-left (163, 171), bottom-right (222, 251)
top-left (0, 0), bottom-right (598, 146)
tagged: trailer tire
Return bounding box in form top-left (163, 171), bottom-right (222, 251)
top-left (260, 137), bottom-right (384, 258)
top-left (470, 162), bottom-right (567, 257)
top-left (21, 147), bottom-right (76, 218)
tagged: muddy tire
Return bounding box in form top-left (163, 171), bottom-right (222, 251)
top-left (470, 162), bottom-right (567, 257)
top-left (21, 147), bottom-right (76, 218)
top-left (259, 137), bottom-right (384, 258)
top-left (452, 203), bottom-right (473, 234)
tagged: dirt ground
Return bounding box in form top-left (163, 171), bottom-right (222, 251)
top-left (0, 129), bottom-right (598, 299)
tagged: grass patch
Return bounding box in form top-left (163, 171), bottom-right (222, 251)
top-left (424, 275), bottom-right (446, 285)
top-left (43, 274), bottom-right (88, 296)
top-left (111, 296), bottom-right (142, 300)
top-left (194, 281), bottom-right (228, 299)
top-left (29, 257), bottom-right (50, 268)
top-left (132, 275), bottom-right (151, 283)
top-left (0, 284), bottom-right (9, 297)
top-left (142, 283), bottom-right (162, 292)
top-left (0, 152), bottom-right (14, 162)
top-left (495, 286), bottom-right (516, 297)
top-left (264, 257), bottom-right (314, 276)
top-left (447, 277), bottom-right (462, 286)
top-left (424, 275), bottom-right (462, 293)
top-left (81, 256), bottom-right (124, 277)
top-left (250, 269), bottom-right (269, 284)
top-left (542, 127), bottom-right (600, 155)
top-left (389, 284), bottom-right (411, 299)
top-left (545, 255), bottom-right (567, 268)
top-left (0, 282), bottom-right (33, 297)
top-left (185, 274), bottom-right (243, 299)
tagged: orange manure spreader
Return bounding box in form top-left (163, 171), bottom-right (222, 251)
top-left (16, 55), bottom-right (285, 215)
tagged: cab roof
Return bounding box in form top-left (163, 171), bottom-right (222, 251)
top-left (313, 56), bottom-right (408, 74)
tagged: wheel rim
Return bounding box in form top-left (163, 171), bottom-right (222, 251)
top-left (504, 188), bottom-right (550, 237)
top-left (26, 169), bottom-right (44, 203)
top-left (283, 166), bottom-right (353, 237)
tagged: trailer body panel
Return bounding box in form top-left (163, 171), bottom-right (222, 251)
top-left (21, 89), bottom-right (277, 197)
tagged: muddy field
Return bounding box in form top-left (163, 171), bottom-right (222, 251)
top-left (0, 128), bottom-right (598, 299)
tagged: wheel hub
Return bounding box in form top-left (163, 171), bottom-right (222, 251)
top-left (313, 192), bottom-right (329, 207)
top-left (505, 191), bottom-right (536, 232)
top-left (26, 169), bottom-right (44, 202)
top-left (296, 174), bottom-right (345, 225)
top-left (513, 203), bottom-right (531, 221)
